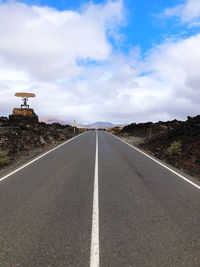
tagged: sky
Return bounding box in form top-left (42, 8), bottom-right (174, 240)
top-left (0, 0), bottom-right (200, 124)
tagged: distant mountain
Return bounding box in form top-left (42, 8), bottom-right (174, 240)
top-left (40, 118), bottom-right (126, 129)
top-left (84, 122), bottom-right (125, 129)
top-left (84, 122), bottom-right (114, 129)
top-left (40, 117), bottom-right (69, 125)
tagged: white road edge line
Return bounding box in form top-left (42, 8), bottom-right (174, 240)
top-left (0, 131), bottom-right (87, 183)
top-left (90, 130), bottom-right (99, 267)
top-left (110, 133), bottom-right (200, 190)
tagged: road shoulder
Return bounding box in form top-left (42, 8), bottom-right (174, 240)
top-left (111, 133), bottom-right (200, 188)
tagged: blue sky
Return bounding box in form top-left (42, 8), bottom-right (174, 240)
top-left (0, 0), bottom-right (200, 124)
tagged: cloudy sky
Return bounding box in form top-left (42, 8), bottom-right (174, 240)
top-left (0, 0), bottom-right (200, 124)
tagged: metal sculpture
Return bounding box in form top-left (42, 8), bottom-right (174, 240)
top-left (15, 93), bottom-right (36, 109)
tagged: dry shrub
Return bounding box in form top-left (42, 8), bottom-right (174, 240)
top-left (0, 150), bottom-right (9, 167)
top-left (165, 141), bottom-right (182, 156)
top-left (78, 128), bottom-right (86, 134)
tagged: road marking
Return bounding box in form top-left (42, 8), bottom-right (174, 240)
top-left (0, 131), bottom-right (87, 183)
top-left (90, 130), bottom-right (99, 267)
top-left (110, 133), bottom-right (200, 190)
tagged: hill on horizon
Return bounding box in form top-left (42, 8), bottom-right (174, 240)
top-left (85, 121), bottom-right (126, 128)
top-left (40, 117), bottom-right (125, 129)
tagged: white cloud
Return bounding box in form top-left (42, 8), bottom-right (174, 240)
top-left (0, 0), bottom-right (123, 80)
top-left (86, 33), bottom-right (200, 123)
top-left (148, 34), bottom-right (200, 103)
top-left (163, 0), bottom-right (200, 26)
top-left (0, 0), bottom-right (200, 124)
top-left (1, 31), bottom-right (200, 124)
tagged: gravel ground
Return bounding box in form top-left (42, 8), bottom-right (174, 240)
top-left (119, 136), bottom-right (144, 146)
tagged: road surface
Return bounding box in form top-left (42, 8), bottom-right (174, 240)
top-left (0, 130), bottom-right (200, 266)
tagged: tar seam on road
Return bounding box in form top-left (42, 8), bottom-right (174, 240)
top-left (90, 130), bottom-right (99, 267)
top-left (0, 132), bottom-right (87, 183)
top-left (110, 133), bottom-right (200, 191)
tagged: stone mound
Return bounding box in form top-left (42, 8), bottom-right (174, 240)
top-left (0, 114), bottom-right (75, 164)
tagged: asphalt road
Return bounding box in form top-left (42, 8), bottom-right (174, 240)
top-left (1, 130), bottom-right (200, 266)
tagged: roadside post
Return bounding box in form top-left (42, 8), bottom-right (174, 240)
top-left (72, 120), bottom-right (77, 135)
